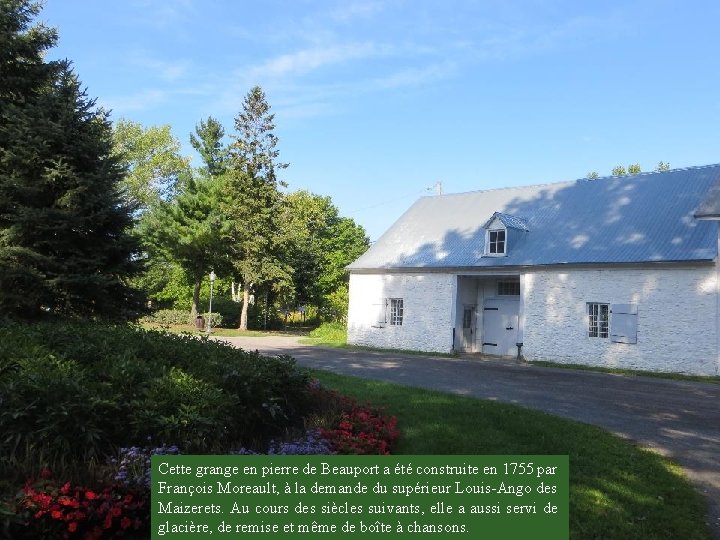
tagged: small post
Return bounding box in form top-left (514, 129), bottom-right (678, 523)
top-left (207, 271), bottom-right (216, 333)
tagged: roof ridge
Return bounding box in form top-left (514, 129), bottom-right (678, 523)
top-left (585, 162), bottom-right (720, 182)
top-left (420, 162), bottom-right (720, 201)
top-left (422, 179), bottom-right (575, 199)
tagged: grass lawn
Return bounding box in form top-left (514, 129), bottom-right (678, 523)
top-left (308, 369), bottom-right (710, 540)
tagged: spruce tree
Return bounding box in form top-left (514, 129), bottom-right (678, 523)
top-left (0, 0), bottom-right (142, 318)
top-left (225, 86), bottom-right (290, 330)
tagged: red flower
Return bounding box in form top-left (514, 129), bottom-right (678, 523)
top-left (84, 490), bottom-right (97, 500)
top-left (58, 496), bottom-right (80, 508)
top-left (51, 509), bottom-right (63, 520)
top-left (68, 521), bottom-right (78, 533)
top-left (121, 516), bottom-right (132, 529)
top-left (60, 482), bottom-right (71, 495)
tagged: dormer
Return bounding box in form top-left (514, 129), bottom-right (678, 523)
top-left (482, 212), bottom-right (529, 257)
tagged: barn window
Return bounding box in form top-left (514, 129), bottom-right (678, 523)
top-left (588, 303), bottom-right (609, 338)
top-left (389, 298), bottom-right (404, 326)
top-left (497, 279), bottom-right (520, 296)
top-left (488, 229), bottom-right (506, 254)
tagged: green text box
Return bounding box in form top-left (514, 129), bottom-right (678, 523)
top-left (152, 455), bottom-right (568, 539)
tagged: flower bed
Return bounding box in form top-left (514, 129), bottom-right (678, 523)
top-left (11, 470), bottom-right (147, 539)
top-left (2, 380), bottom-right (399, 538)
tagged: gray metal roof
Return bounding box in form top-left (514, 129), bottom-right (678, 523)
top-left (695, 176), bottom-right (720, 219)
top-left (349, 164), bottom-right (720, 270)
top-left (483, 212), bottom-right (530, 231)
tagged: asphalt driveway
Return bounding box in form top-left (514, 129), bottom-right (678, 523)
top-left (217, 336), bottom-right (720, 538)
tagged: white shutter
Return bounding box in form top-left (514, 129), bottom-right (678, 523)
top-left (372, 299), bottom-right (387, 327)
top-left (610, 304), bottom-right (638, 344)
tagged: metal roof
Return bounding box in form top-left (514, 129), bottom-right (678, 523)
top-left (349, 164), bottom-right (720, 270)
top-left (483, 212), bottom-right (530, 231)
top-left (695, 176), bottom-right (720, 219)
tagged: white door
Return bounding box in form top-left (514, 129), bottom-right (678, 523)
top-left (461, 305), bottom-right (476, 352)
top-left (481, 298), bottom-right (519, 356)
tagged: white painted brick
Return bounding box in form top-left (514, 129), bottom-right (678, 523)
top-left (349, 266), bottom-right (719, 376)
top-left (522, 266), bottom-right (718, 375)
top-left (348, 273), bottom-right (455, 353)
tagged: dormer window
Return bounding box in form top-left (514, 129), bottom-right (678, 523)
top-left (482, 212), bottom-right (529, 258)
top-left (488, 229), bottom-right (506, 254)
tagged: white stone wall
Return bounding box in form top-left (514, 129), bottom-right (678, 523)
top-left (522, 266), bottom-right (719, 375)
top-left (347, 273), bottom-right (455, 353)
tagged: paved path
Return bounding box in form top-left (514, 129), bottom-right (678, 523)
top-left (217, 336), bottom-right (720, 538)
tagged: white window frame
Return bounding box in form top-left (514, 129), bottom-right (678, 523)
top-left (389, 298), bottom-right (403, 326)
top-left (486, 228), bottom-right (507, 256)
top-left (497, 279), bottom-right (520, 296)
top-left (587, 303), bottom-right (609, 338)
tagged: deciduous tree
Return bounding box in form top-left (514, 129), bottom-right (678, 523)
top-left (112, 119), bottom-right (190, 212)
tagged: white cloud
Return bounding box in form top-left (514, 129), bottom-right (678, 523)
top-left (248, 42), bottom-right (385, 79)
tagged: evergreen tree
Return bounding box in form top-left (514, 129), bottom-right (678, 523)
top-left (139, 174), bottom-right (229, 320)
top-left (225, 86), bottom-right (290, 330)
top-left (190, 116), bottom-right (229, 177)
top-left (0, 0), bottom-right (142, 318)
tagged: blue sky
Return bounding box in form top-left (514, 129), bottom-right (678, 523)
top-left (41, 0), bottom-right (720, 241)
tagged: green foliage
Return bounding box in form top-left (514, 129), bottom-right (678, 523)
top-left (586, 171), bottom-right (600, 179)
top-left (627, 163), bottom-right (641, 174)
top-left (0, 320), bottom-right (313, 484)
top-left (139, 174), bottom-right (230, 317)
top-left (224, 86), bottom-right (292, 329)
top-left (112, 119), bottom-right (191, 212)
top-left (321, 284), bottom-right (350, 323)
top-left (308, 322), bottom-right (347, 345)
top-left (611, 165), bottom-right (627, 176)
top-left (140, 308), bottom-right (194, 326)
top-left (656, 161), bottom-right (671, 171)
top-left (282, 191), bottom-right (369, 318)
top-left (0, 1), bottom-right (143, 319)
top-left (190, 116), bottom-right (229, 177)
top-left (141, 309), bottom-right (222, 328)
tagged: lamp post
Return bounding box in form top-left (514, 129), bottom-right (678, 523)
top-left (208, 271), bottom-right (216, 333)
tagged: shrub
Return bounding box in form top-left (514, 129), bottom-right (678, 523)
top-left (139, 309), bottom-right (191, 326)
top-left (0, 321), bottom-right (312, 484)
top-left (309, 321), bottom-right (347, 344)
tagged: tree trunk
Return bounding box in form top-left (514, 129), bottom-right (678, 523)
top-left (239, 282), bottom-right (251, 330)
top-left (190, 279), bottom-right (201, 321)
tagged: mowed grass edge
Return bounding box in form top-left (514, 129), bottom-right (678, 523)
top-left (308, 369), bottom-right (710, 540)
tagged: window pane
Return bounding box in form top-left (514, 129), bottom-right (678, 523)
top-left (390, 298), bottom-right (403, 325)
top-left (588, 303), bottom-right (609, 338)
top-left (488, 230), bottom-right (505, 254)
top-left (498, 280), bottom-right (520, 296)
